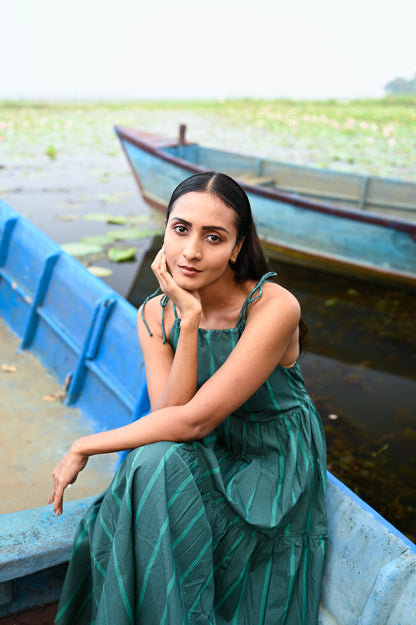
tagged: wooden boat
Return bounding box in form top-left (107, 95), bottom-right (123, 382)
top-left (0, 200), bottom-right (415, 623)
top-left (114, 124), bottom-right (416, 289)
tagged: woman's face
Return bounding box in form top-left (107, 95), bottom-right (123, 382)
top-left (164, 191), bottom-right (242, 290)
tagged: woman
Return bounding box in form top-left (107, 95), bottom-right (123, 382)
top-left (49, 172), bottom-right (327, 625)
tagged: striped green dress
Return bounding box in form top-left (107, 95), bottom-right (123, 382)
top-left (55, 273), bottom-right (327, 625)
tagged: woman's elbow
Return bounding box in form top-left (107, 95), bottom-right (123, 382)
top-left (182, 403), bottom-right (220, 441)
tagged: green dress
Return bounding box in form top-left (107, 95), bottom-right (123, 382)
top-left (55, 273), bottom-right (327, 625)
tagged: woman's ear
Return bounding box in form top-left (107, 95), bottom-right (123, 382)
top-left (231, 238), bottom-right (245, 264)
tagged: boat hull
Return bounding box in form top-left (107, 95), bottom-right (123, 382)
top-left (115, 125), bottom-right (416, 289)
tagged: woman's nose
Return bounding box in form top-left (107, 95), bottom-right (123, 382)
top-left (183, 239), bottom-right (201, 260)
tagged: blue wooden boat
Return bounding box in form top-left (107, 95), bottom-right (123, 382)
top-left (114, 124), bottom-right (416, 289)
top-left (0, 200), bottom-right (415, 623)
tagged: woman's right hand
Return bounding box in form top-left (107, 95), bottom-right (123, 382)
top-left (48, 444), bottom-right (88, 515)
top-left (151, 248), bottom-right (201, 323)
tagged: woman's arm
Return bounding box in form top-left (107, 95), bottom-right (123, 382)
top-left (49, 284), bottom-right (300, 514)
top-left (126, 283), bottom-right (301, 444)
top-left (137, 249), bottom-right (201, 410)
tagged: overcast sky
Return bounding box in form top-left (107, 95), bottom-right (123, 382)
top-left (2, 0), bottom-right (415, 100)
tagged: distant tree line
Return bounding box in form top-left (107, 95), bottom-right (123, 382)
top-left (385, 74), bottom-right (416, 95)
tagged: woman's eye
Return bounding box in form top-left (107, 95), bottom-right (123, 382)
top-left (207, 234), bottom-right (221, 243)
top-left (173, 225), bottom-right (187, 234)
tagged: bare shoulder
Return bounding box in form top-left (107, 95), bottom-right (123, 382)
top-left (137, 294), bottom-right (172, 339)
top-left (249, 281), bottom-right (300, 319)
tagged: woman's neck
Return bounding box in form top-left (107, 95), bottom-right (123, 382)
top-left (197, 273), bottom-right (255, 330)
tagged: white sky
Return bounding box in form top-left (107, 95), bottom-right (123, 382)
top-left (2, 0), bottom-right (415, 100)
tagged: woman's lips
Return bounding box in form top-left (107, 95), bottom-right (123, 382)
top-left (179, 265), bottom-right (202, 276)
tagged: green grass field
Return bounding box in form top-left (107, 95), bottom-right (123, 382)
top-left (1, 97), bottom-right (415, 180)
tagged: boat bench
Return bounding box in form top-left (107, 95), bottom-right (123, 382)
top-left (0, 200), bottom-right (415, 620)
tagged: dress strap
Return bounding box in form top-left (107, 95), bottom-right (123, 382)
top-left (235, 272), bottom-right (277, 326)
top-left (140, 289), bottom-right (177, 344)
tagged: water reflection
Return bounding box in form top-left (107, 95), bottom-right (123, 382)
top-left (124, 235), bottom-right (416, 542)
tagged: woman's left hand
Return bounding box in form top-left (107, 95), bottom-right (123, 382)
top-left (48, 445), bottom-right (88, 515)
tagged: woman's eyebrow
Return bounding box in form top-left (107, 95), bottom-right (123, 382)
top-left (171, 217), bottom-right (230, 234)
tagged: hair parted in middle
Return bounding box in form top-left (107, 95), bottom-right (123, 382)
top-left (166, 171), bottom-right (269, 283)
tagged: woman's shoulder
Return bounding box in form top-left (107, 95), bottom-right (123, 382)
top-left (138, 293), bottom-right (175, 339)
top-left (247, 279), bottom-right (301, 322)
top-left (138, 292), bottom-right (165, 313)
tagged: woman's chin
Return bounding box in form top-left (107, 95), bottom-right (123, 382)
top-left (174, 274), bottom-right (203, 289)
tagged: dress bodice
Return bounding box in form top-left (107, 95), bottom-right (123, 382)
top-left (166, 272), bottom-right (310, 422)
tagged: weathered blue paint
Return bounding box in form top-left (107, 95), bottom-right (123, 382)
top-left (0, 199), bottom-right (415, 621)
top-left (115, 125), bottom-right (416, 289)
top-left (0, 499), bottom-right (95, 614)
top-left (321, 474), bottom-right (416, 625)
top-left (0, 199), bottom-right (150, 613)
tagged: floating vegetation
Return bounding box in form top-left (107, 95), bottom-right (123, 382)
top-left (108, 247), bottom-right (136, 262)
top-left (107, 227), bottom-right (163, 241)
top-left (97, 192), bottom-right (131, 203)
top-left (82, 213), bottom-right (156, 226)
top-left (129, 215), bottom-right (157, 225)
top-left (87, 265), bottom-right (113, 277)
top-left (324, 297), bottom-right (338, 307)
top-left (57, 214), bottom-right (78, 221)
top-left (83, 212), bottom-right (123, 222)
top-left (81, 234), bottom-right (113, 246)
top-left (61, 242), bottom-right (103, 257)
top-left (1, 98), bottom-right (415, 180)
top-left (59, 217), bottom-right (162, 266)
top-left (45, 145), bottom-right (57, 160)
top-left (105, 215), bottom-right (128, 225)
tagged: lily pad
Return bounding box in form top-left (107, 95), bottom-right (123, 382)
top-left (58, 214), bottom-right (79, 221)
top-left (106, 215), bottom-right (128, 225)
top-left (108, 247), bottom-right (137, 262)
top-left (107, 227), bottom-right (163, 241)
top-left (81, 234), bottom-right (113, 246)
top-left (62, 242), bottom-right (103, 257)
top-left (97, 192), bottom-right (129, 203)
top-left (87, 265), bottom-right (113, 277)
top-left (128, 215), bottom-right (154, 225)
top-left (83, 213), bottom-right (118, 222)
top-left (324, 297), bottom-right (338, 307)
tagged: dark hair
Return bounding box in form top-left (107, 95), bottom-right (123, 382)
top-left (167, 171), bottom-right (308, 351)
top-left (167, 171), bottom-right (269, 282)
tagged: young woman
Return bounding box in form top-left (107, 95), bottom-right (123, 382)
top-left (49, 172), bottom-right (327, 625)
